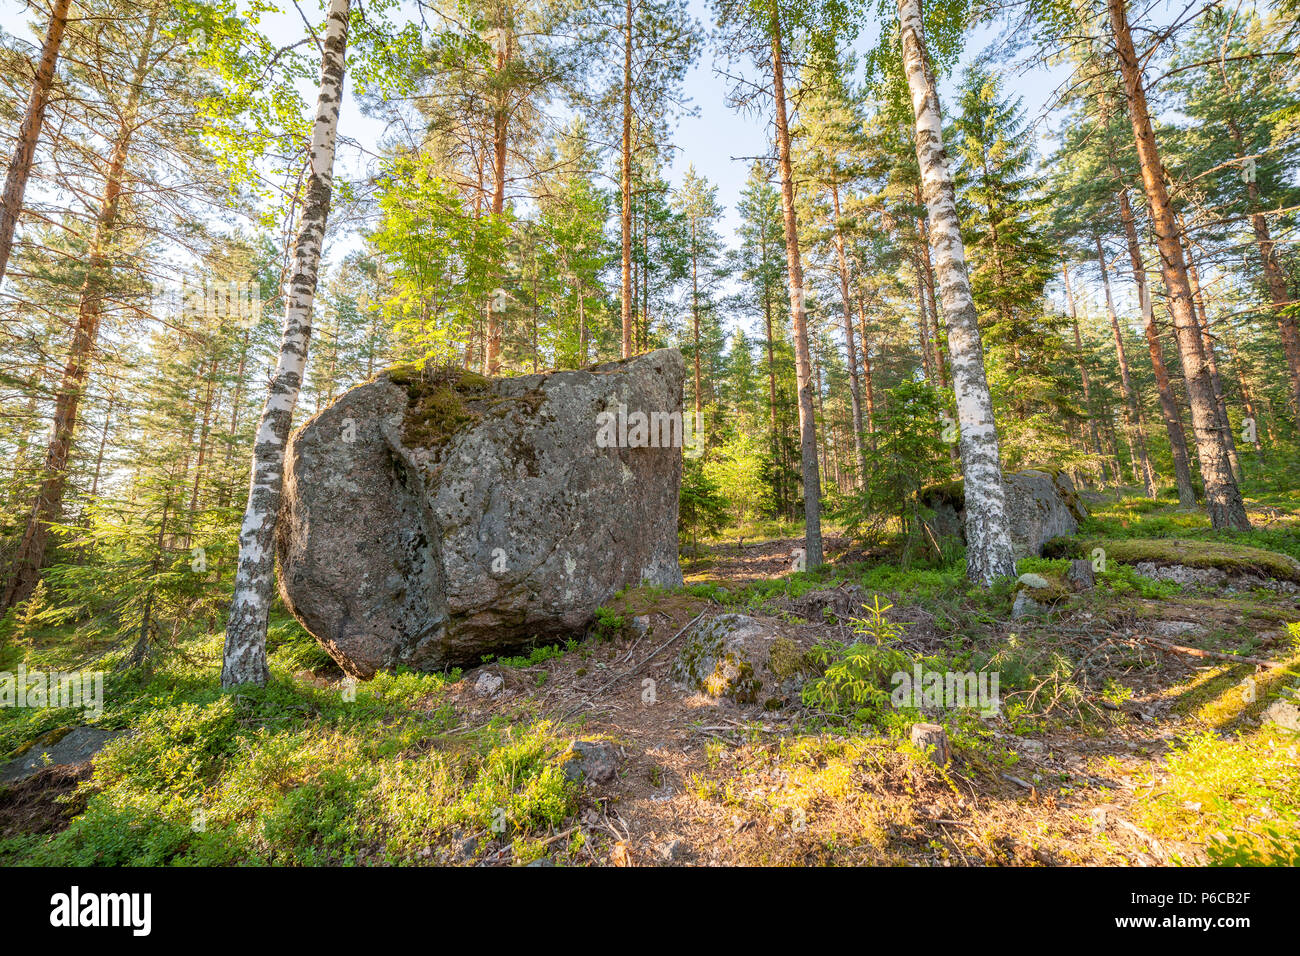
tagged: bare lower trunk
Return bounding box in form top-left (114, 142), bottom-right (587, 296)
top-left (2, 13), bottom-right (156, 612)
top-left (770, 2), bottom-right (822, 568)
top-left (1061, 261), bottom-right (1108, 481)
top-left (1183, 227), bottom-right (1241, 480)
top-left (857, 296), bottom-right (876, 450)
top-left (899, 0), bottom-right (1014, 585)
top-left (1219, 98), bottom-right (1300, 413)
top-left (1116, 190), bottom-right (1196, 504)
top-left (1222, 323), bottom-right (1265, 459)
top-left (619, 0), bottom-right (633, 358)
top-left (222, 0), bottom-right (350, 687)
top-left (0, 0), bottom-right (72, 287)
top-left (831, 183), bottom-right (865, 481)
top-left (914, 190), bottom-right (947, 388)
top-left (1108, 0), bottom-right (1249, 530)
top-left (691, 220), bottom-right (702, 423)
top-left (483, 20), bottom-right (510, 374)
top-left (1096, 234), bottom-right (1155, 496)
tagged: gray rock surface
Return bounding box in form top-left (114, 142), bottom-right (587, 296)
top-left (669, 613), bottom-right (772, 704)
top-left (560, 739), bottom-right (620, 784)
top-left (925, 470), bottom-right (1084, 559)
top-left (1011, 591), bottom-right (1046, 619)
top-left (277, 349), bottom-right (686, 676)
top-left (0, 727), bottom-right (128, 784)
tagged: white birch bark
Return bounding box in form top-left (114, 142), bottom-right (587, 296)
top-left (898, 0), bottom-right (1014, 585)
top-left (222, 0), bottom-right (351, 687)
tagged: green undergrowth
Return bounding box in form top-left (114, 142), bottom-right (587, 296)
top-left (0, 612), bottom-right (579, 866)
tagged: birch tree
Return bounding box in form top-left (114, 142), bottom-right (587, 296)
top-left (222, 0), bottom-right (351, 688)
top-left (898, 0), bottom-right (1014, 584)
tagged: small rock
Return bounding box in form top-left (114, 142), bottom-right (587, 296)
top-left (525, 857), bottom-right (555, 867)
top-left (1151, 620), bottom-right (1203, 638)
top-left (0, 727), bottom-right (130, 785)
top-left (1017, 572), bottom-right (1050, 590)
top-left (657, 838), bottom-right (688, 862)
top-left (472, 671), bottom-right (504, 697)
top-left (560, 739), bottom-right (619, 784)
top-left (1012, 591), bottom-right (1046, 619)
top-left (1135, 562), bottom-right (1226, 588)
top-left (1262, 701), bottom-right (1300, 733)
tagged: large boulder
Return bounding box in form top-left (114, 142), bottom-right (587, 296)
top-left (923, 469), bottom-right (1085, 559)
top-left (277, 349), bottom-right (686, 677)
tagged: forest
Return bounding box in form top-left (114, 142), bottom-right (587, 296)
top-left (0, 0), bottom-right (1298, 872)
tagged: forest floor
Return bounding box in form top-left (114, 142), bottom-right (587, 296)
top-left (1, 489), bottom-right (1298, 866)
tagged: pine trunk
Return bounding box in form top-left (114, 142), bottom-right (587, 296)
top-left (899, 0), bottom-right (1014, 585)
top-left (830, 183), bottom-right (865, 482)
top-left (1061, 262), bottom-right (1108, 480)
top-left (1108, 0), bottom-right (1249, 530)
top-left (2, 14), bottom-right (157, 611)
top-left (0, 0), bottom-right (72, 287)
top-left (222, 0), bottom-right (350, 687)
top-left (769, 1), bottom-right (822, 568)
top-left (619, 0), bottom-right (633, 358)
top-left (1116, 190), bottom-right (1196, 504)
top-left (1096, 234), bottom-right (1155, 496)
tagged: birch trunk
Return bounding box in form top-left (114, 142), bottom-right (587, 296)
top-left (222, 0), bottom-right (350, 687)
top-left (769, 0), bottom-right (822, 568)
top-left (1107, 0), bottom-right (1249, 530)
top-left (898, 0), bottom-right (1014, 585)
top-left (0, 0), bottom-right (72, 288)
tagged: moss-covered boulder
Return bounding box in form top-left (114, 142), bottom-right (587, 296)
top-left (276, 349), bottom-right (686, 677)
top-left (669, 614), bottom-right (774, 705)
top-left (1045, 537), bottom-right (1300, 591)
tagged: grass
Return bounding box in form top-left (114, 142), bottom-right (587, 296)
top-left (0, 614), bottom-right (580, 866)
top-left (1136, 729), bottom-right (1300, 866)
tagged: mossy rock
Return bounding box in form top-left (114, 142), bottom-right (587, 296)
top-left (1044, 537), bottom-right (1300, 586)
top-left (669, 614), bottom-right (768, 704)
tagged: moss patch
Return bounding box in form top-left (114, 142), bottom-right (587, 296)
top-left (389, 364), bottom-right (494, 448)
top-left (1044, 537), bottom-right (1300, 585)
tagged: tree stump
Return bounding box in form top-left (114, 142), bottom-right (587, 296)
top-left (1066, 558), bottom-right (1096, 591)
top-left (911, 722), bottom-right (951, 767)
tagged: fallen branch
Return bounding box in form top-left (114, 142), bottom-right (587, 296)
top-left (558, 612), bottom-right (706, 721)
top-left (1129, 633), bottom-right (1293, 671)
